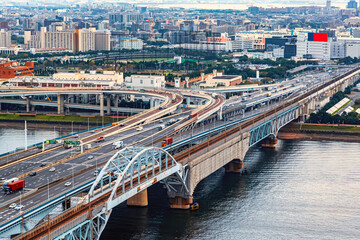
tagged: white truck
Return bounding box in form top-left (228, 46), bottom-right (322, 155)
top-left (112, 141), bottom-right (123, 150)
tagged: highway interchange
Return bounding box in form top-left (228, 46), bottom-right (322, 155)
top-left (0, 66), bottom-right (353, 226)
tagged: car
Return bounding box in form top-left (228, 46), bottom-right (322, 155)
top-left (49, 167), bottom-right (56, 172)
top-left (119, 123), bottom-right (125, 127)
top-left (65, 182), bottom-right (72, 187)
top-left (137, 126), bottom-right (143, 131)
top-left (29, 171), bottom-right (36, 176)
top-left (74, 134), bottom-right (79, 138)
top-left (159, 120), bottom-right (164, 123)
top-left (14, 205), bottom-right (24, 210)
top-left (88, 155), bottom-right (94, 160)
top-left (95, 137), bottom-right (105, 143)
top-left (9, 203), bottom-right (16, 209)
top-left (40, 163), bottom-right (46, 167)
top-left (91, 130), bottom-right (95, 133)
top-left (0, 177), bottom-right (5, 183)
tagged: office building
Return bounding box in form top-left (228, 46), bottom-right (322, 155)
top-left (0, 29), bottom-right (11, 48)
top-left (125, 75), bottom-right (165, 88)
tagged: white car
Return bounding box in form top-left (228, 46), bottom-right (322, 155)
top-left (14, 205), bottom-right (24, 210)
top-left (9, 203), bottom-right (16, 209)
top-left (136, 126), bottom-right (143, 131)
top-left (49, 167), bottom-right (56, 172)
top-left (65, 182), bottom-right (72, 187)
top-left (88, 155), bottom-right (94, 160)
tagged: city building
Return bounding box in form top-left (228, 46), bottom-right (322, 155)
top-left (0, 61), bottom-right (34, 79)
top-left (199, 70), bottom-right (242, 88)
top-left (118, 38), bottom-right (143, 50)
top-left (95, 30), bottom-right (111, 51)
top-left (347, 0), bottom-right (358, 9)
top-left (125, 75), bottom-right (165, 88)
top-left (0, 29), bottom-right (11, 48)
top-left (53, 71), bottom-right (124, 84)
top-left (296, 32), bottom-right (331, 60)
top-left (24, 27), bottom-right (111, 53)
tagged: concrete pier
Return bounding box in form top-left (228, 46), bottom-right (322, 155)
top-left (225, 158), bottom-right (244, 173)
top-left (100, 93), bottom-right (104, 117)
top-left (57, 94), bottom-right (64, 114)
top-left (106, 95), bottom-right (111, 115)
top-left (261, 137), bottom-right (278, 148)
top-left (169, 197), bottom-right (193, 209)
top-left (127, 189), bottom-right (148, 207)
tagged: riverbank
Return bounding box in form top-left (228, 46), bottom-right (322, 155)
top-left (278, 122), bottom-right (360, 142)
top-left (0, 119), bottom-right (98, 131)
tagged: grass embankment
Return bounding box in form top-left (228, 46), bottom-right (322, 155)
top-left (0, 114), bottom-right (118, 124)
top-left (300, 124), bottom-right (360, 133)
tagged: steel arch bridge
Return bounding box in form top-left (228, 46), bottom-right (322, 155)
top-left (249, 106), bottom-right (298, 147)
top-left (53, 146), bottom-right (184, 240)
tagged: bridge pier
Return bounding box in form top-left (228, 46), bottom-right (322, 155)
top-left (261, 137), bottom-right (278, 148)
top-left (57, 94), bottom-right (64, 114)
top-left (127, 189), bottom-right (148, 207)
top-left (169, 196), bottom-right (193, 209)
top-left (107, 95), bottom-right (111, 115)
top-left (26, 97), bottom-right (30, 113)
top-left (100, 93), bottom-right (104, 117)
top-left (225, 158), bottom-right (244, 173)
top-left (115, 95), bottom-right (119, 108)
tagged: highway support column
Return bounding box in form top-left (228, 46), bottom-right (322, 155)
top-left (26, 97), bottom-right (30, 113)
top-left (106, 95), bottom-right (111, 115)
top-left (57, 94), bottom-right (64, 115)
top-left (127, 189), bottom-right (148, 207)
top-left (261, 137), bottom-right (278, 148)
top-left (100, 93), bottom-right (104, 117)
top-left (225, 158), bottom-right (244, 173)
top-left (169, 197), bottom-right (193, 209)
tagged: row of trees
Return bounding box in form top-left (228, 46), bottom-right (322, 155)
top-left (307, 80), bottom-right (360, 125)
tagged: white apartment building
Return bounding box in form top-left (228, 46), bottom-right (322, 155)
top-left (119, 38), bottom-right (143, 50)
top-left (53, 71), bottom-right (124, 84)
top-left (0, 29), bottom-right (11, 48)
top-left (77, 28), bottom-right (96, 52)
top-left (24, 28), bottom-right (111, 53)
top-left (232, 35), bottom-right (254, 51)
top-left (125, 75), bottom-right (165, 88)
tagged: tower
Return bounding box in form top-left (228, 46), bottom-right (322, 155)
top-left (326, 0), bottom-right (331, 10)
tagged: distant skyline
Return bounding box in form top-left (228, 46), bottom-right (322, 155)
top-left (3, 0), bottom-right (352, 9)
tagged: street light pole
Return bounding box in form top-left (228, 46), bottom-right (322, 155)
top-left (24, 121), bottom-right (28, 151)
top-left (71, 121), bottom-right (74, 134)
top-left (47, 178), bottom-right (49, 201)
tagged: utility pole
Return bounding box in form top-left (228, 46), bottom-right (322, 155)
top-left (24, 121), bottom-right (28, 151)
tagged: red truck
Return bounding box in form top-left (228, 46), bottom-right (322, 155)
top-left (3, 180), bottom-right (25, 193)
top-left (161, 137), bottom-right (173, 147)
top-left (190, 113), bottom-right (198, 118)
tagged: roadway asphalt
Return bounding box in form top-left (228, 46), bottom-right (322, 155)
top-left (0, 66), bottom-right (354, 226)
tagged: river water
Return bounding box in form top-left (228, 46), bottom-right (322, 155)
top-left (101, 140), bottom-right (360, 240)
top-left (0, 127), bottom-right (70, 154)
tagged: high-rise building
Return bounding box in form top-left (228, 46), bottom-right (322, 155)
top-left (326, 0), bottom-right (331, 10)
top-left (76, 27), bottom-right (96, 52)
top-left (0, 29), bottom-right (11, 48)
top-left (347, 0), bottom-right (357, 9)
top-left (95, 30), bottom-right (111, 51)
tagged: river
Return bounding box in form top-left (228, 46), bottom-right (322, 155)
top-left (101, 140), bottom-right (360, 240)
top-left (0, 127), bottom-right (70, 154)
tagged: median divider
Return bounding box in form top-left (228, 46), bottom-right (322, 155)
top-left (15, 146), bottom-right (101, 180)
top-left (0, 145), bottom-right (63, 172)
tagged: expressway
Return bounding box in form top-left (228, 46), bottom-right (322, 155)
top-left (0, 65), bottom-right (356, 237)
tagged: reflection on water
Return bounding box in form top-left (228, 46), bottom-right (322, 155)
top-left (0, 127), bottom-right (70, 154)
top-left (102, 140), bottom-right (360, 240)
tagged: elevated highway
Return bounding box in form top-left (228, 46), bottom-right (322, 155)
top-left (0, 66), bottom-right (359, 239)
